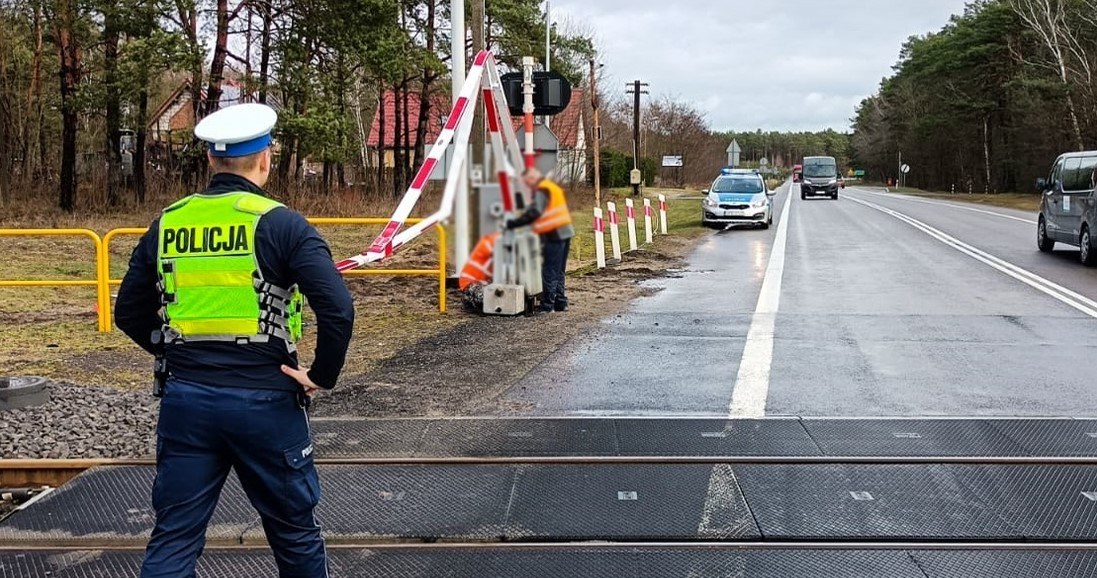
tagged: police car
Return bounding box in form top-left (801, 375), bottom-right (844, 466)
top-left (701, 169), bottom-right (773, 229)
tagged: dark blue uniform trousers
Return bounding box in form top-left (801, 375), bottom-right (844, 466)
top-left (540, 238), bottom-right (570, 312)
top-left (141, 379), bottom-right (326, 578)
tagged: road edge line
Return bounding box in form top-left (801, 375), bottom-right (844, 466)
top-left (845, 194), bottom-right (1097, 319)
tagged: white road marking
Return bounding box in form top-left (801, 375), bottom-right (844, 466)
top-left (696, 463), bottom-right (750, 541)
top-left (849, 187), bottom-right (1037, 225)
top-left (846, 195), bottom-right (1097, 319)
top-left (727, 183), bottom-right (794, 417)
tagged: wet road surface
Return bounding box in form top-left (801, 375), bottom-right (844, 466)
top-left (506, 184), bottom-right (1097, 416)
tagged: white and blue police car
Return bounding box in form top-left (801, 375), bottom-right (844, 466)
top-left (701, 169), bottom-right (773, 229)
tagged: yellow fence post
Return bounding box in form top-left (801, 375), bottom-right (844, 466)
top-left (101, 228), bottom-right (151, 333)
top-left (437, 224), bottom-right (447, 313)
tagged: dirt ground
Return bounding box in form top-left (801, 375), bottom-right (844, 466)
top-left (1, 188), bottom-right (706, 417)
top-left (312, 232), bottom-right (703, 417)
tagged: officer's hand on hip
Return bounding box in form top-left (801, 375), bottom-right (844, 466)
top-left (281, 364), bottom-right (320, 397)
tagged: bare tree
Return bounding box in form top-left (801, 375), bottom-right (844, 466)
top-left (1010, 0), bottom-right (1085, 149)
top-left (0, 6), bottom-right (11, 206)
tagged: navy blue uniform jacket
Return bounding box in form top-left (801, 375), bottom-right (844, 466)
top-left (115, 173), bottom-right (355, 391)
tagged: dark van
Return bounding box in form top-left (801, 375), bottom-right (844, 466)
top-left (1036, 151), bottom-right (1097, 265)
top-left (800, 156), bottom-right (840, 200)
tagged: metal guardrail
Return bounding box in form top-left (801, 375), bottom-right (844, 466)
top-left (0, 229), bottom-right (110, 332)
top-left (2, 219), bottom-right (447, 333)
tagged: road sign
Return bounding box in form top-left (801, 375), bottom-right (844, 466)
top-left (726, 140), bottom-right (742, 167)
top-left (661, 155), bottom-right (683, 167)
top-left (854, 169), bottom-right (866, 177)
top-left (900, 164), bottom-right (911, 174)
top-left (759, 157), bottom-right (768, 166)
top-left (516, 124), bottom-right (560, 174)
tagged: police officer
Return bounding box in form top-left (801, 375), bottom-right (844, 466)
top-left (115, 103), bottom-right (354, 578)
top-left (506, 168), bottom-right (574, 313)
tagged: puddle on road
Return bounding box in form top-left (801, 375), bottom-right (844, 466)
top-left (640, 268), bottom-right (717, 289)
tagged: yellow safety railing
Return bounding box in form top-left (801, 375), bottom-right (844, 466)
top-left (0, 229), bottom-right (110, 332)
top-left (4, 219), bottom-right (447, 333)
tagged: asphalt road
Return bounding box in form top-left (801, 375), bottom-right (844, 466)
top-left (506, 184), bottom-right (1097, 417)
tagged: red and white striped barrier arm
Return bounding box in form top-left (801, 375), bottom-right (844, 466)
top-left (334, 51), bottom-right (492, 272)
top-left (480, 56), bottom-right (524, 213)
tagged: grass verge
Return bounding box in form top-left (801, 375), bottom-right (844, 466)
top-left (567, 187), bottom-right (705, 267)
top-left (0, 186), bottom-right (703, 391)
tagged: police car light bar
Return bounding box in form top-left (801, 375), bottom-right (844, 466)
top-left (334, 50), bottom-right (524, 272)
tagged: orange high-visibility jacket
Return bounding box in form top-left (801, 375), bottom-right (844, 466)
top-left (531, 179), bottom-right (573, 235)
top-left (459, 232), bottom-right (500, 290)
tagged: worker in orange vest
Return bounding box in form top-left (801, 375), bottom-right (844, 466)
top-left (506, 168), bottom-right (575, 313)
top-left (459, 231), bottom-right (500, 312)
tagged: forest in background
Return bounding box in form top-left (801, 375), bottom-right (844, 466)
top-left (852, 0), bottom-right (1097, 193)
top-left (0, 0), bottom-right (855, 214)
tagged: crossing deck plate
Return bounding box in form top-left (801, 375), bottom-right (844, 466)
top-left (801, 419), bottom-right (1026, 456)
top-left (0, 547), bottom-right (932, 578)
top-left (952, 465), bottom-right (1097, 540)
top-left (614, 419), bottom-right (821, 456)
top-left (0, 466), bottom-right (255, 546)
top-left (735, 464), bottom-right (1021, 540)
top-left (991, 420), bottom-right (1097, 457)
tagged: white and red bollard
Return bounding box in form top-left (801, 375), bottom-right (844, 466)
top-left (643, 198), bottom-right (654, 244)
top-left (593, 207), bottom-right (607, 269)
top-left (658, 194), bottom-right (668, 234)
top-left (606, 202), bottom-right (623, 262)
top-left (625, 198), bottom-right (638, 252)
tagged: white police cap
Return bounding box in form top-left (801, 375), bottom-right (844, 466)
top-left (194, 103), bottom-right (277, 158)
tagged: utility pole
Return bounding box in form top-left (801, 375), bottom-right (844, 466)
top-left (451, 0), bottom-right (469, 272)
top-left (470, 0), bottom-right (485, 240)
top-left (590, 58), bottom-right (602, 205)
top-left (626, 79), bottom-right (649, 197)
top-left (545, 0), bottom-right (551, 72)
top-left (544, 1), bottom-right (552, 130)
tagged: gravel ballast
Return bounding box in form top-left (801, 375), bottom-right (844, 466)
top-left (0, 382), bottom-right (157, 459)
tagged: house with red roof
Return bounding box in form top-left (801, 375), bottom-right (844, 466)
top-left (147, 79), bottom-right (279, 144)
top-left (535, 89), bottom-right (587, 184)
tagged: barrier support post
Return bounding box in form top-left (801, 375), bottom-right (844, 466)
top-left (437, 224), bottom-right (447, 313)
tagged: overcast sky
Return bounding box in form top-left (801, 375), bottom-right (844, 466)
top-left (550, 0), bottom-right (969, 132)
